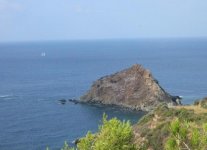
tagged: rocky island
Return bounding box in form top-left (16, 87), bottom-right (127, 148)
top-left (80, 64), bottom-right (181, 111)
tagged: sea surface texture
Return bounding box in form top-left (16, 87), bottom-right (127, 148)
top-left (0, 39), bottom-right (207, 150)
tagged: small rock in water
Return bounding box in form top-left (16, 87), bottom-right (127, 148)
top-left (68, 99), bottom-right (74, 102)
top-left (68, 99), bottom-right (79, 104)
top-left (58, 99), bottom-right (67, 105)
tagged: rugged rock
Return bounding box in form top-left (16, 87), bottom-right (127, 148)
top-left (68, 99), bottom-right (79, 104)
top-left (80, 64), bottom-right (180, 111)
top-left (58, 99), bottom-right (67, 105)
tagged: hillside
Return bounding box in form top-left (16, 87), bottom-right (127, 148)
top-left (133, 103), bottom-right (207, 150)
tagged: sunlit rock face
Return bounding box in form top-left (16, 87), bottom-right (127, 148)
top-left (80, 64), bottom-right (178, 111)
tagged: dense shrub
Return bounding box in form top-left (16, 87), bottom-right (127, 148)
top-left (77, 114), bottom-right (136, 150)
top-left (47, 114), bottom-right (135, 150)
top-left (165, 118), bottom-right (207, 150)
top-left (47, 106), bottom-right (207, 150)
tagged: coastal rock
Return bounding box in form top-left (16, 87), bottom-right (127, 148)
top-left (68, 99), bottom-right (79, 104)
top-left (58, 99), bottom-right (67, 105)
top-left (171, 96), bottom-right (182, 106)
top-left (80, 64), bottom-right (180, 111)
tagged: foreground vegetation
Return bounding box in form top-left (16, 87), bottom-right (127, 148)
top-left (48, 98), bottom-right (207, 150)
top-left (134, 104), bottom-right (207, 150)
top-left (47, 114), bottom-right (135, 150)
top-left (77, 114), bottom-right (136, 150)
top-left (165, 118), bottom-right (207, 150)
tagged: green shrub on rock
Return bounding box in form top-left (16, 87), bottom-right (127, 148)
top-left (165, 118), bottom-right (207, 150)
top-left (77, 131), bottom-right (95, 150)
top-left (77, 114), bottom-right (136, 150)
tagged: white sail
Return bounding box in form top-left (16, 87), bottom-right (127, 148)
top-left (41, 52), bottom-right (46, 57)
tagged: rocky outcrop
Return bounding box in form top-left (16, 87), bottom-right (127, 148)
top-left (80, 64), bottom-right (180, 111)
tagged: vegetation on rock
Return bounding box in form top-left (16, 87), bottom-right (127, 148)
top-left (48, 102), bottom-right (207, 150)
top-left (133, 104), bottom-right (207, 150)
top-left (165, 118), bottom-right (207, 150)
top-left (77, 114), bottom-right (136, 150)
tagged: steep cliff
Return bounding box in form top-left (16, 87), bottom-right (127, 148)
top-left (80, 64), bottom-right (179, 111)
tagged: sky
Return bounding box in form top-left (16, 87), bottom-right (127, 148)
top-left (0, 0), bottom-right (207, 42)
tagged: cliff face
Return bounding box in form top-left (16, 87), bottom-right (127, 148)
top-left (80, 64), bottom-right (178, 111)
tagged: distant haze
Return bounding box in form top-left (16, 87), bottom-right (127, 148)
top-left (0, 0), bottom-right (207, 42)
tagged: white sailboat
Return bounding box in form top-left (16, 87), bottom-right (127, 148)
top-left (41, 52), bottom-right (46, 57)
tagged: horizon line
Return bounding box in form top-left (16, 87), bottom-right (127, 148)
top-left (1, 36), bottom-right (207, 44)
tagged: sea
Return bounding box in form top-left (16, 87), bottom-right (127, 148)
top-left (0, 38), bottom-right (207, 150)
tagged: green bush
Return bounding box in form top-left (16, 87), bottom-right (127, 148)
top-left (165, 118), bottom-right (207, 150)
top-left (47, 106), bottom-right (207, 150)
top-left (77, 114), bottom-right (136, 150)
top-left (77, 131), bottom-right (95, 150)
top-left (47, 114), bottom-right (135, 150)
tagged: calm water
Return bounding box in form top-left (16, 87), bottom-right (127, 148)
top-left (0, 39), bottom-right (207, 150)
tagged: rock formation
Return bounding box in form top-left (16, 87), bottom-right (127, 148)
top-left (80, 64), bottom-right (180, 111)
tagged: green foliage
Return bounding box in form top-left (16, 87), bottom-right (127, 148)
top-left (191, 128), bottom-right (200, 148)
top-left (77, 131), bottom-right (95, 150)
top-left (203, 123), bottom-right (207, 132)
top-left (47, 114), bottom-right (135, 150)
top-left (77, 114), bottom-right (136, 150)
top-left (170, 118), bottom-right (180, 136)
top-left (165, 118), bottom-right (207, 150)
top-left (135, 105), bottom-right (207, 150)
top-left (47, 105), bottom-right (207, 150)
top-left (137, 113), bottom-right (154, 125)
top-left (164, 137), bottom-right (178, 150)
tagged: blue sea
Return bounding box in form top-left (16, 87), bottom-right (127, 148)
top-left (0, 38), bottom-right (207, 150)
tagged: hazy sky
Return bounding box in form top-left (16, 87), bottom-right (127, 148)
top-left (0, 0), bottom-right (207, 42)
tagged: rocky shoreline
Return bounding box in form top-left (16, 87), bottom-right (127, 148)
top-left (58, 98), bottom-right (146, 112)
top-left (58, 64), bottom-right (182, 111)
